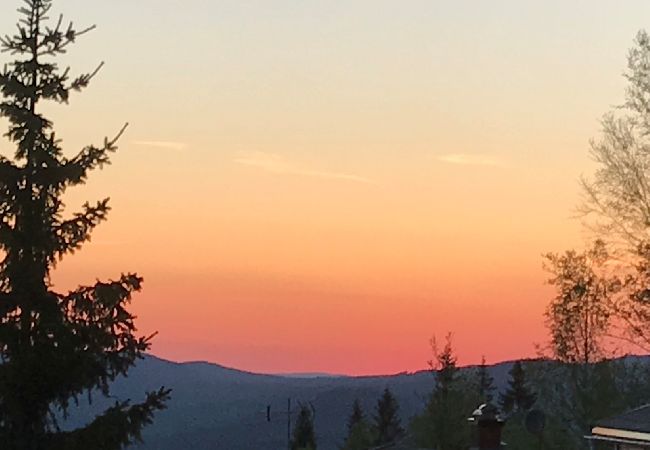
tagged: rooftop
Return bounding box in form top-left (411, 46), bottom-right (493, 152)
top-left (589, 405), bottom-right (650, 446)
top-left (596, 405), bottom-right (650, 435)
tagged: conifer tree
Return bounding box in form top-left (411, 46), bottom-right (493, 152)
top-left (434, 335), bottom-right (459, 398)
top-left (477, 356), bottom-right (496, 404)
top-left (373, 388), bottom-right (404, 446)
top-left (341, 399), bottom-right (374, 450)
top-left (346, 399), bottom-right (364, 435)
top-left (412, 334), bottom-right (474, 450)
top-left (499, 361), bottom-right (536, 414)
top-left (291, 404), bottom-right (317, 450)
top-left (0, 1), bottom-right (169, 449)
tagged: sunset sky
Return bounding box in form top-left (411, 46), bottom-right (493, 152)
top-left (1, 0), bottom-right (649, 375)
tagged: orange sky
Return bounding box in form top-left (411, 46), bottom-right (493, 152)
top-left (2, 0), bottom-right (650, 375)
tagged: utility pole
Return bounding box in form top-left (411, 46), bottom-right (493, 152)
top-left (265, 398), bottom-right (297, 449)
top-left (268, 397), bottom-right (316, 449)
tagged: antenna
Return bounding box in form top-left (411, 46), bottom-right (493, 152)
top-left (287, 398), bottom-right (291, 450)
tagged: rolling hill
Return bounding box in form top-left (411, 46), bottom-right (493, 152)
top-left (59, 355), bottom-right (515, 450)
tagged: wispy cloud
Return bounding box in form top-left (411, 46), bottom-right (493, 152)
top-left (436, 153), bottom-right (508, 168)
top-left (234, 151), bottom-right (373, 184)
top-left (131, 140), bottom-right (188, 151)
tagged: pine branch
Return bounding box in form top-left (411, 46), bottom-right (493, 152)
top-left (47, 388), bottom-right (171, 450)
top-left (54, 199), bottom-right (111, 256)
top-left (47, 274), bottom-right (146, 379)
top-left (68, 61), bottom-right (103, 92)
top-left (62, 124), bottom-right (129, 186)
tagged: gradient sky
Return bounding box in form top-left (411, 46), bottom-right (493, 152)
top-left (1, 1), bottom-right (649, 375)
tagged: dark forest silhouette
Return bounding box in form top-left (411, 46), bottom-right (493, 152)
top-left (0, 1), bottom-right (168, 449)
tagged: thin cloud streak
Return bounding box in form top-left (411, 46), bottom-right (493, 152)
top-left (436, 154), bottom-right (508, 168)
top-left (132, 140), bottom-right (188, 151)
top-left (234, 151), bottom-right (373, 184)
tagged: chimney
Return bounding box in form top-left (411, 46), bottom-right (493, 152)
top-left (469, 404), bottom-right (505, 450)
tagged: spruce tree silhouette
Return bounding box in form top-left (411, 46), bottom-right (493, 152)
top-left (291, 404), bottom-right (317, 450)
top-left (372, 388), bottom-right (404, 446)
top-left (477, 355), bottom-right (496, 404)
top-left (341, 399), bottom-right (374, 450)
top-left (0, 1), bottom-right (170, 449)
top-left (499, 361), bottom-right (536, 414)
top-left (346, 399), bottom-right (364, 435)
top-left (414, 334), bottom-right (474, 450)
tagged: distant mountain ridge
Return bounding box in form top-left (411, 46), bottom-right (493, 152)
top-left (275, 372), bottom-right (350, 379)
top-left (59, 354), bottom-right (517, 450)
top-left (60, 354), bottom-right (650, 449)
